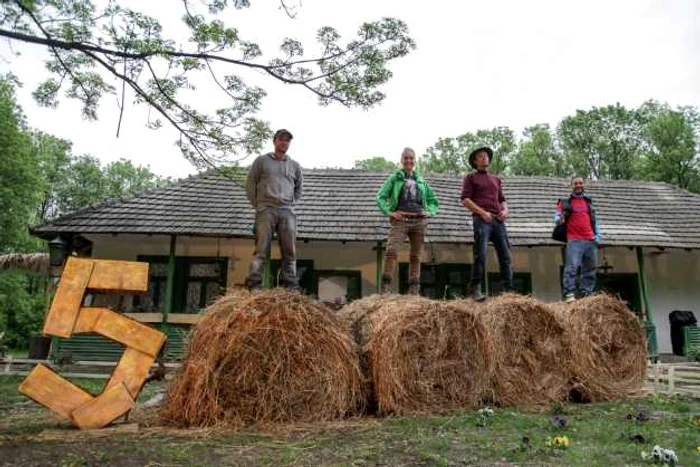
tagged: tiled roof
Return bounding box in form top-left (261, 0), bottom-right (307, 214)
top-left (32, 170), bottom-right (700, 249)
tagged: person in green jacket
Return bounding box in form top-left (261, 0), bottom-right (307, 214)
top-left (376, 147), bottom-right (439, 295)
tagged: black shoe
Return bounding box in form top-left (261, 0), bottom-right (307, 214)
top-left (472, 289), bottom-right (486, 302)
top-left (408, 277), bottom-right (420, 296)
top-left (283, 284), bottom-right (302, 293)
top-left (380, 274), bottom-right (392, 295)
top-left (246, 278), bottom-right (262, 292)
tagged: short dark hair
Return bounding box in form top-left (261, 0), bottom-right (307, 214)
top-left (273, 129), bottom-right (293, 140)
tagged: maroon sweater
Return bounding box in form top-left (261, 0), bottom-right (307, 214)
top-left (460, 171), bottom-right (506, 215)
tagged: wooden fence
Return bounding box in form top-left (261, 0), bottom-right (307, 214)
top-left (644, 362), bottom-right (700, 397)
top-left (1, 357), bottom-right (180, 379)
top-left (3, 358), bottom-right (700, 399)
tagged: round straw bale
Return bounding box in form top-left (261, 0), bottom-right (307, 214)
top-left (161, 289), bottom-right (363, 427)
top-left (338, 294), bottom-right (415, 350)
top-left (363, 296), bottom-right (489, 415)
top-left (475, 293), bottom-right (572, 406)
top-left (338, 294), bottom-right (422, 412)
top-left (551, 293), bottom-right (647, 402)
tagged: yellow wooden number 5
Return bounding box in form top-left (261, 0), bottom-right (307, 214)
top-left (18, 257), bottom-right (167, 429)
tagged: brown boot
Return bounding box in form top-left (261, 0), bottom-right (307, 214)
top-left (408, 277), bottom-right (420, 296)
top-left (380, 274), bottom-right (392, 294)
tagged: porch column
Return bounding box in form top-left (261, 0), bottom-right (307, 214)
top-left (163, 235), bottom-right (177, 326)
top-left (636, 247), bottom-right (658, 360)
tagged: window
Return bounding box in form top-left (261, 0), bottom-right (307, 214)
top-left (558, 267), bottom-right (641, 312)
top-left (399, 263), bottom-right (532, 299)
top-left (133, 256), bottom-right (228, 313)
top-left (316, 270), bottom-right (362, 306)
top-left (270, 259), bottom-right (316, 295)
top-left (399, 263), bottom-right (472, 299)
top-left (597, 273), bottom-right (641, 312)
top-left (487, 272), bottom-right (533, 295)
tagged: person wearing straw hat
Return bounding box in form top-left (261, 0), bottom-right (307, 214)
top-left (245, 129), bottom-right (303, 291)
top-left (376, 147), bottom-right (439, 295)
top-left (460, 146), bottom-right (514, 302)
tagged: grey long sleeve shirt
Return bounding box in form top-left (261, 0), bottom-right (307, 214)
top-left (246, 153), bottom-right (303, 211)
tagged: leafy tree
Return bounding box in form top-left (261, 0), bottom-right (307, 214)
top-left (638, 103), bottom-right (700, 191)
top-left (421, 127), bottom-right (516, 175)
top-left (0, 1), bottom-right (415, 168)
top-left (30, 131), bottom-right (72, 223)
top-left (55, 155), bottom-right (105, 213)
top-left (103, 159), bottom-right (173, 200)
top-left (510, 124), bottom-right (567, 177)
top-left (0, 272), bottom-right (46, 348)
top-left (0, 74), bottom-right (39, 253)
top-left (354, 157), bottom-right (397, 171)
top-left (557, 104), bottom-right (643, 180)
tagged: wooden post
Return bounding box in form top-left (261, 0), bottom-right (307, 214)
top-left (636, 247), bottom-right (652, 322)
top-left (163, 235), bottom-right (177, 326)
top-left (636, 247), bottom-right (658, 361)
top-left (376, 241), bottom-right (383, 294)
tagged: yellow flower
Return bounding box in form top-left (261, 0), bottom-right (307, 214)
top-left (696, 445), bottom-right (700, 453)
top-left (552, 436), bottom-right (571, 447)
top-left (696, 417), bottom-right (700, 427)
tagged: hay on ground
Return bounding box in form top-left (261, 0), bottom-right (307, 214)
top-left (473, 293), bottom-right (572, 406)
top-left (161, 289), bottom-right (363, 427)
top-left (551, 294), bottom-right (647, 402)
top-left (341, 295), bottom-right (489, 415)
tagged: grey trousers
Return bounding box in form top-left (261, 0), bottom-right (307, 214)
top-left (246, 207), bottom-right (298, 289)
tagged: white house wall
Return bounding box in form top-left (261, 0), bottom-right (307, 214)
top-left (644, 249), bottom-right (700, 354)
top-left (84, 234), bottom-right (700, 354)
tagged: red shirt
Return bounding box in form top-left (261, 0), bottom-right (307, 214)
top-left (460, 171), bottom-right (506, 215)
top-left (557, 197), bottom-right (595, 241)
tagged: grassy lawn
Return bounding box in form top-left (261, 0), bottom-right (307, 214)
top-left (1, 376), bottom-right (699, 466)
top-left (6, 348), bottom-right (28, 358)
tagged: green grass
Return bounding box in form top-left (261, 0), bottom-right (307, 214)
top-left (1, 375), bottom-right (699, 466)
top-left (7, 348), bottom-right (28, 358)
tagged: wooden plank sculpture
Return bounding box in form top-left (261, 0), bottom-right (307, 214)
top-left (18, 257), bottom-right (166, 429)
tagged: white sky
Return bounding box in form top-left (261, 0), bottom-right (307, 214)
top-left (3, 0), bottom-right (699, 178)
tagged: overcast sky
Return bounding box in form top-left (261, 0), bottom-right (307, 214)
top-left (4, 0), bottom-right (700, 178)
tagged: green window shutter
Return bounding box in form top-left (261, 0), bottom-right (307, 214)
top-left (160, 323), bottom-right (191, 360)
top-left (53, 335), bottom-right (126, 362)
top-left (346, 272), bottom-right (362, 301)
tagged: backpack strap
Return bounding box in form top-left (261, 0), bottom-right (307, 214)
top-left (562, 197), bottom-right (573, 220)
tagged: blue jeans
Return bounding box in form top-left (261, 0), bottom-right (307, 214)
top-left (246, 207), bottom-right (298, 289)
top-left (470, 216), bottom-right (514, 291)
top-left (563, 240), bottom-right (597, 296)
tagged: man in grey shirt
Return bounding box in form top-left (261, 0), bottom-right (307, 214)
top-left (245, 129), bottom-right (303, 291)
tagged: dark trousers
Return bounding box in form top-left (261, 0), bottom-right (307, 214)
top-left (246, 207), bottom-right (298, 289)
top-left (470, 216), bottom-right (514, 291)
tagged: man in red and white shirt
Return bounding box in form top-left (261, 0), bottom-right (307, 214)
top-left (555, 176), bottom-right (602, 302)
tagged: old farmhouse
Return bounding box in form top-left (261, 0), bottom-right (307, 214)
top-left (31, 170), bottom-right (700, 358)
